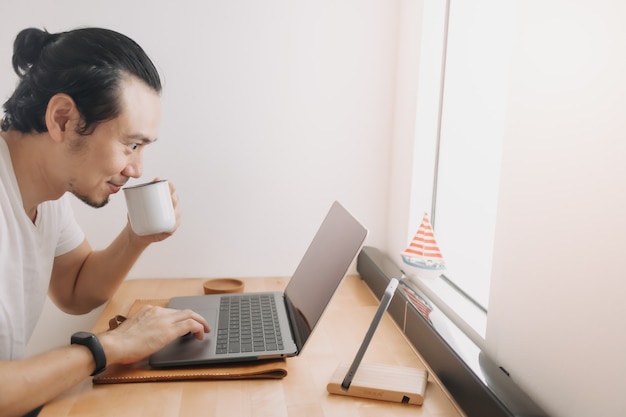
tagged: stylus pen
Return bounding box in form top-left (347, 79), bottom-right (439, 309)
top-left (341, 278), bottom-right (399, 390)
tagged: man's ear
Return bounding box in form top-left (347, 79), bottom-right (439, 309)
top-left (45, 94), bottom-right (80, 142)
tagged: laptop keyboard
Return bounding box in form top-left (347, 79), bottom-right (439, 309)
top-left (216, 294), bottom-right (285, 354)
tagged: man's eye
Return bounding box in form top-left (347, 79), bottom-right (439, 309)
top-left (129, 143), bottom-right (140, 151)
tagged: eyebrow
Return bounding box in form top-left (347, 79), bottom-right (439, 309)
top-left (126, 133), bottom-right (158, 144)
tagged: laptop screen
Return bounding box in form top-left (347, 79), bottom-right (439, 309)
top-left (284, 201), bottom-right (368, 349)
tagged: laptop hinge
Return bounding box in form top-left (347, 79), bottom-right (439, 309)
top-left (284, 293), bottom-right (305, 351)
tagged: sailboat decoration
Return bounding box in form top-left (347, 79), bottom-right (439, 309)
top-left (401, 212), bottom-right (446, 270)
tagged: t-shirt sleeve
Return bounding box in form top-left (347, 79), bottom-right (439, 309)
top-left (54, 195), bottom-right (85, 257)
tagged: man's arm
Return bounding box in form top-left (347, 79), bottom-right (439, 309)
top-left (0, 340), bottom-right (96, 417)
top-left (0, 305), bottom-right (209, 417)
top-left (48, 182), bottom-right (181, 314)
top-left (49, 224), bottom-right (150, 314)
top-left (0, 183), bottom-right (197, 416)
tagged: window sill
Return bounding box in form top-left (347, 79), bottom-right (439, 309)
top-left (401, 268), bottom-right (487, 350)
top-left (356, 246), bottom-right (547, 417)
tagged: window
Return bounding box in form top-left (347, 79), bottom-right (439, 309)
top-left (432, 0), bottom-right (515, 309)
top-left (407, 0), bottom-right (516, 339)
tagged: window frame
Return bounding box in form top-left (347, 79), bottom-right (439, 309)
top-left (401, 0), bottom-right (499, 349)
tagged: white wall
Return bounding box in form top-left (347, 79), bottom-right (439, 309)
top-left (387, 1), bottom-right (626, 416)
top-left (387, 0), bottom-right (425, 264)
top-left (0, 1), bottom-right (403, 354)
top-left (485, 1), bottom-right (626, 416)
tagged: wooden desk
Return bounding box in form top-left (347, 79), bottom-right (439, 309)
top-left (40, 275), bottom-right (464, 417)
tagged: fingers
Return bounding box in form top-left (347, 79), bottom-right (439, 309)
top-left (149, 177), bottom-right (179, 212)
top-left (169, 308), bottom-right (210, 339)
top-left (136, 305), bottom-right (210, 334)
top-left (168, 182), bottom-right (180, 211)
top-left (102, 305), bottom-right (211, 365)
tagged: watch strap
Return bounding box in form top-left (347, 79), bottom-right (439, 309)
top-left (71, 331), bottom-right (107, 376)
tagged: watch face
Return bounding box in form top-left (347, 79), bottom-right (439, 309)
top-left (72, 331), bottom-right (93, 341)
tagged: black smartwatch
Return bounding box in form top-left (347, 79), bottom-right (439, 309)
top-left (71, 331), bottom-right (107, 376)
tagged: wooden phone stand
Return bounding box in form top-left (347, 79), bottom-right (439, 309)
top-left (327, 362), bottom-right (428, 405)
top-left (326, 279), bottom-right (428, 405)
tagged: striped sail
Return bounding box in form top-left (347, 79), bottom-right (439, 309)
top-left (401, 212), bottom-right (446, 270)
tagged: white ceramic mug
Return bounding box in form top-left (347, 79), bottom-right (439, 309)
top-left (123, 179), bottom-right (176, 236)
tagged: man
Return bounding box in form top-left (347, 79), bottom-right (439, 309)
top-left (0, 27), bottom-right (209, 416)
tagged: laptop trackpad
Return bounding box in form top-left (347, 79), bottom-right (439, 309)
top-left (167, 296), bottom-right (219, 338)
top-left (181, 307), bottom-right (218, 339)
top-left (149, 307), bottom-right (218, 367)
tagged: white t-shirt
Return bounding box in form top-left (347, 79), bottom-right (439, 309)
top-left (0, 137), bottom-right (84, 360)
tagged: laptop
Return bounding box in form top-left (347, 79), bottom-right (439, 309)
top-left (149, 201), bottom-right (368, 368)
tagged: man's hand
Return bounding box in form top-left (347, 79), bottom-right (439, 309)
top-left (98, 305), bottom-right (210, 366)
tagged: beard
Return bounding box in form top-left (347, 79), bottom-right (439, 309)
top-left (72, 190), bottom-right (111, 209)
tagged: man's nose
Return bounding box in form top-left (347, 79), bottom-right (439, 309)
top-left (122, 156), bottom-right (143, 178)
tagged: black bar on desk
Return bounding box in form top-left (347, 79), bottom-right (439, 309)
top-left (357, 246), bottom-right (548, 417)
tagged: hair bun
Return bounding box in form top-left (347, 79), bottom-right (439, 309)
top-left (12, 28), bottom-right (58, 76)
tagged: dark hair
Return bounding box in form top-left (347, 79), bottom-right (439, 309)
top-left (1, 27), bottom-right (162, 134)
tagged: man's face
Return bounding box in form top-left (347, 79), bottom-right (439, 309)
top-left (66, 77), bottom-right (162, 208)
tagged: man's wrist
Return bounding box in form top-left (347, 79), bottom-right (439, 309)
top-left (71, 331), bottom-right (107, 376)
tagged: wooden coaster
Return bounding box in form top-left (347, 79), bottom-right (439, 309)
top-left (203, 278), bottom-right (245, 294)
